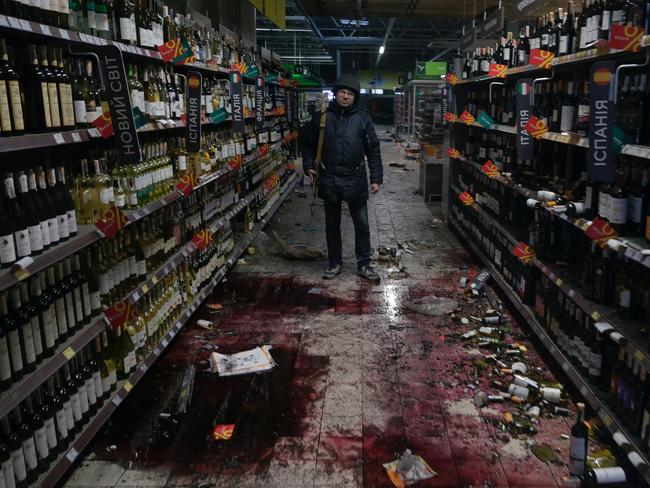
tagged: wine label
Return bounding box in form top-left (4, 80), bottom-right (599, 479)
top-left (569, 435), bottom-right (587, 475)
top-left (10, 447), bottom-right (27, 482)
top-left (47, 83), bottom-right (62, 127)
top-left (7, 329), bottom-right (22, 373)
top-left (55, 408), bottom-right (68, 439)
top-left (22, 436), bottom-right (37, 470)
top-left (55, 298), bottom-right (68, 335)
top-left (48, 217), bottom-right (60, 243)
top-left (609, 197), bottom-right (627, 224)
top-left (119, 17), bottom-right (132, 41)
top-left (70, 392), bottom-right (82, 421)
top-left (90, 290), bottom-right (101, 311)
top-left (93, 371), bottom-right (103, 398)
top-left (67, 209), bottom-right (78, 235)
top-left (123, 350), bottom-right (137, 373)
top-left (79, 385), bottom-right (89, 413)
top-left (34, 426), bottom-right (49, 461)
top-left (559, 36), bottom-right (569, 55)
top-left (0, 336), bottom-right (10, 382)
top-left (73, 99), bottom-right (87, 124)
top-left (64, 292), bottom-right (76, 331)
top-left (40, 82), bottom-right (52, 128)
top-left (73, 287), bottom-right (84, 323)
top-left (39, 220), bottom-right (50, 248)
top-left (594, 467), bottom-right (626, 483)
top-left (612, 10), bottom-right (625, 23)
top-left (629, 195), bottom-right (643, 223)
top-left (59, 84), bottom-right (75, 127)
top-left (8, 80), bottom-right (24, 131)
top-left (58, 213), bottom-right (70, 239)
top-left (44, 417), bottom-right (57, 450)
top-left (102, 367), bottom-right (116, 393)
top-left (137, 259), bottom-right (146, 276)
top-left (601, 10), bottom-right (611, 30)
top-left (29, 316), bottom-right (43, 357)
top-left (14, 229), bottom-right (31, 258)
top-left (619, 289), bottom-right (631, 308)
top-left (81, 282), bottom-right (91, 317)
top-left (0, 81), bottom-right (12, 132)
top-left (42, 308), bottom-right (56, 349)
top-left (98, 273), bottom-right (110, 296)
top-left (0, 233), bottom-right (16, 264)
top-left (560, 106), bottom-right (575, 132)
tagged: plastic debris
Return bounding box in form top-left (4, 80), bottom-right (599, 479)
top-left (406, 296), bottom-right (458, 316)
top-left (196, 319), bottom-right (214, 330)
top-left (384, 449), bottom-right (437, 487)
top-left (209, 346), bottom-right (276, 376)
top-left (530, 443), bottom-right (561, 464)
top-left (272, 231), bottom-right (325, 260)
top-left (207, 303), bottom-right (223, 311)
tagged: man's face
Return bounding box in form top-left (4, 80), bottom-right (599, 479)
top-left (335, 88), bottom-right (355, 107)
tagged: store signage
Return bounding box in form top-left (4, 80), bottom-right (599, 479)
top-left (515, 78), bottom-right (533, 160)
top-left (91, 110), bottom-right (114, 138)
top-left (488, 63), bottom-right (507, 78)
top-left (230, 71), bottom-right (244, 134)
top-left (104, 301), bottom-right (132, 330)
top-left (513, 241), bottom-right (536, 263)
top-left (444, 112), bottom-right (458, 123)
top-left (459, 191), bottom-right (474, 205)
top-left (528, 49), bottom-right (555, 68)
top-left (608, 25), bottom-right (644, 52)
top-left (157, 38), bottom-right (192, 64)
top-left (588, 61), bottom-right (615, 182)
top-left (175, 173), bottom-right (195, 196)
top-left (524, 115), bottom-right (549, 138)
top-left (97, 45), bottom-right (141, 164)
top-left (477, 112), bottom-right (495, 128)
top-left (477, 8), bottom-right (504, 38)
top-left (448, 147), bottom-right (461, 159)
top-left (584, 217), bottom-right (618, 247)
top-left (95, 205), bottom-right (128, 239)
top-left (415, 61), bottom-right (447, 80)
top-left (255, 77), bottom-right (265, 131)
top-left (192, 229), bottom-right (212, 251)
top-left (442, 87), bottom-right (448, 126)
top-left (481, 160), bottom-right (500, 177)
top-left (287, 90), bottom-right (294, 129)
top-left (186, 71), bottom-right (202, 152)
top-left (460, 111), bottom-right (475, 124)
top-left (446, 72), bottom-right (459, 85)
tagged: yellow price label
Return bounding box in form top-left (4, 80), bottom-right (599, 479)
top-left (141, 284), bottom-right (149, 294)
top-left (635, 350), bottom-right (645, 362)
top-left (601, 414), bottom-right (613, 427)
top-left (124, 381), bottom-right (133, 392)
top-left (591, 311), bottom-right (601, 321)
top-left (151, 276), bottom-right (159, 285)
top-left (555, 278), bottom-right (563, 287)
top-left (62, 347), bottom-right (75, 360)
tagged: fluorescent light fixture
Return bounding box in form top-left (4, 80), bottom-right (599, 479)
top-left (360, 88), bottom-right (367, 94)
top-left (371, 89), bottom-right (384, 94)
top-left (379, 45), bottom-right (385, 54)
top-left (256, 28), bottom-right (312, 32)
top-left (339, 18), bottom-right (369, 26)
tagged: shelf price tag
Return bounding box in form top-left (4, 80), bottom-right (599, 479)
top-left (477, 112), bottom-right (495, 128)
top-left (447, 147), bottom-right (461, 159)
top-left (62, 347), bottom-right (76, 360)
top-left (213, 424), bottom-right (235, 440)
top-left (608, 24), bottom-right (645, 52)
top-left (459, 191), bottom-right (474, 206)
top-left (459, 110), bottom-right (475, 125)
top-left (104, 301), bottom-right (132, 330)
top-left (444, 112), bottom-right (457, 123)
top-left (488, 63), bottom-right (507, 78)
top-left (524, 115), bottom-right (549, 139)
top-left (529, 48), bottom-right (555, 68)
top-left (481, 160), bottom-right (500, 177)
top-left (192, 229), bottom-right (212, 251)
top-left (513, 241), bottom-right (536, 263)
top-left (445, 72), bottom-right (458, 85)
top-left (210, 107), bottom-right (229, 124)
top-left (91, 110), bottom-right (114, 138)
top-left (175, 173), bottom-right (195, 197)
top-left (95, 205), bottom-right (128, 239)
top-left (584, 217), bottom-right (618, 248)
top-left (158, 38), bottom-right (191, 62)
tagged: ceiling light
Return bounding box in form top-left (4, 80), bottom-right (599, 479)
top-left (379, 45), bottom-right (385, 54)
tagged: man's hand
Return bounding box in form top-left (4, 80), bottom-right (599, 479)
top-left (370, 183), bottom-right (380, 194)
top-left (308, 169), bottom-right (317, 186)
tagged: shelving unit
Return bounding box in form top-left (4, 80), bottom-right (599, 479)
top-left (449, 36), bottom-right (650, 485)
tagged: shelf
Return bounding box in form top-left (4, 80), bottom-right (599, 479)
top-left (0, 156), bottom-right (288, 427)
top-left (451, 120), bottom-right (590, 148)
top-left (0, 141), bottom-right (286, 294)
top-left (37, 174), bottom-right (298, 488)
top-left (449, 179), bottom-right (650, 396)
top-left (448, 215), bottom-right (650, 485)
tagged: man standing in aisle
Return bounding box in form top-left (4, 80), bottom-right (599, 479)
top-left (301, 73), bottom-right (383, 282)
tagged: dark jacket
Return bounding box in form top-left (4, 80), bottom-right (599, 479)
top-left (301, 100), bottom-right (382, 202)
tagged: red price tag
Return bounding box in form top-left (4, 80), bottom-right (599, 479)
top-left (91, 111), bottom-right (114, 138)
top-left (444, 112), bottom-right (458, 123)
top-left (608, 24), bottom-right (645, 52)
top-left (513, 241), bottom-right (536, 263)
top-left (459, 191), bottom-right (474, 206)
top-left (525, 115), bottom-right (549, 139)
top-left (228, 155), bottom-right (243, 170)
top-left (529, 48), bottom-right (555, 68)
top-left (584, 217), bottom-right (618, 247)
top-left (481, 160), bottom-right (500, 177)
top-left (95, 205), bottom-right (128, 239)
top-left (213, 424), bottom-right (235, 440)
top-left (447, 147), bottom-right (461, 159)
top-left (175, 173), bottom-right (195, 196)
top-left (489, 63), bottom-right (507, 78)
top-left (104, 301), bottom-right (132, 330)
top-left (158, 38), bottom-right (184, 62)
top-left (459, 111), bottom-right (476, 125)
top-left (192, 229), bottom-right (212, 251)
top-left (446, 72), bottom-right (458, 85)
top-left (231, 62), bottom-right (247, 74)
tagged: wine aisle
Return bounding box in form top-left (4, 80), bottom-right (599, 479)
top-left (59, 140), bottom-right (609, 488)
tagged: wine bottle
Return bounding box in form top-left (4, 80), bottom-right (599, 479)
top-left (15, 172), bottom-right (43, 256)
top-left (45, 376), bottom-right (68, 450)
top-left (11, 407), bottom-right (37, 483)
top-left (55, 165), bottom-right (78, 237)
top-left (18, 282), bottom-right (43, 366)
top-left (46, 166), bottom-right (70, 241)
top-left (0, 430), bottom-right (16, 488)
top-left (41, 46), bottom-right (62, 130)
top-left (4, 174), bottom-right (31, 260)
top-left (0, 39), bottom-right (25, 135)
top-left (1, 415), bottom-right (27, 488)
top-left (55, 50), bottom-right (75, 129)
top-left (32, 273), bottom-right (57, 356)
top-left (580, 466), bottom-right (627, 486)
top-left (45, 265), bottom-right (68, 342)
top-left (23, 395), bottom-right (49, 471)
top-left (34, 388), bottom-right (57, 460)
top-left (26, 169), bottom-right (51, 251)
top-left (35, 167), bottom-right (60, 246)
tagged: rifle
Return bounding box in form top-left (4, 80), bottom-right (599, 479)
top-left (310, 101), bottom-right (328, 216)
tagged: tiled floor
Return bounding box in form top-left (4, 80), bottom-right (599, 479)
top-left (64, 136), bottom-right (579, 487)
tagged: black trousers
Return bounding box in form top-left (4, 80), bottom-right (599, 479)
top-left (323, 198), bottom-right (371, 269)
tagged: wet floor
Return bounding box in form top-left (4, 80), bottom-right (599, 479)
top-left (64, 135), bottom-right (592, 487)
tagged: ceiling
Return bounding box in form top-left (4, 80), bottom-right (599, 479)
top-left (297, 0), bottom-right (510, 18)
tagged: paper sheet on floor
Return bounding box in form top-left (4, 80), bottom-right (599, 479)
top-left (209, 346), bottom-right (276, 376)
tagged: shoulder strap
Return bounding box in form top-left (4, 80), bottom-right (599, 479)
top-left (315, 101), bottom-right (328, 168)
